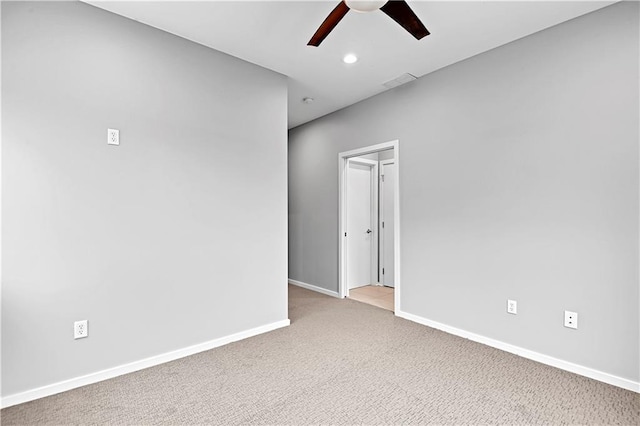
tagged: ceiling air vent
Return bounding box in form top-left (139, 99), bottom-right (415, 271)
top-left (383, 73), bottom-right (417, 89)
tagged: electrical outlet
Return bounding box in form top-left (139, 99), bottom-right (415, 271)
top-left (564, 311), bottom-right (578, 329)
top-left (507, 299), bottom-right (517, 315)
top-left (107, 128), bottom-right (119, 146)
top-left (74, 320), bottom-right (88, 339)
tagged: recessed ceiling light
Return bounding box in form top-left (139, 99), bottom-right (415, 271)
top-left (302, 97), bottom-right (314, 104)
top-left (343, 54), bottom-right (358, 64)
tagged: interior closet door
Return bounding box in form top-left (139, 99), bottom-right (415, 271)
top-left (380, 161), bottom-right (395, 287)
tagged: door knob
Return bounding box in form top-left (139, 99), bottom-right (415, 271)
top-left (366, 229), bottom-right (372, 234)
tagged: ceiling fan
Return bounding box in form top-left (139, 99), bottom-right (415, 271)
top-left (308, 0), bottom-right (430, 47)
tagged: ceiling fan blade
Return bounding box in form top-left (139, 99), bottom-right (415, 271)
top-left (308, 1), bottom-right (350, 47)
top-left (380, 0), bottom-right (430, 40)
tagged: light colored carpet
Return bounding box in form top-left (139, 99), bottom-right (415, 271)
top-left (2, 285), bottom-right (639, 425)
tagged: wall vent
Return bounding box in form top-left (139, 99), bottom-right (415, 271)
top-left (382, 73), bottom-right (417, 89)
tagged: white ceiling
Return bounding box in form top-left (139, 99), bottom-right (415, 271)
top-left (87, 1), bottom-right (615, 129)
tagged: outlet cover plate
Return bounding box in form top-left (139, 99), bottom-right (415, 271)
top-left (507, 299), bottom-right (517, 314)
top-left (74, 320), bottom-right (88, 339)
top-left (107, 128), bottom-right (119, 146)
top-left (564, 311), bottom-right (578, 329)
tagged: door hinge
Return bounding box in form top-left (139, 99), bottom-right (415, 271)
top-left (383, 268), bottom-right (385, 274)
top-left (382, 221), bottom-right (385, 228)
top-left (381, 174), bottom-right (385, 182)
top-left (344, 232), bottom-right (347, 237)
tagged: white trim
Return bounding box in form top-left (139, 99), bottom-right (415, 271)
top-left (392, 144), bottom-right (400, 313)
top-left (0, 4), bottom-right (4, 401)
top-left (338, 140), bottom-right (400, 308)
top-left (396, 310), bottom-right (640, 393)
top-left (347, 158), bottom-right (378, 167)
top-left (338, 141), bottom-right (398, 159)
top-left (288, 279), bottom-right (341, 298)
top-left (1, 319), bottom-right (291, 409)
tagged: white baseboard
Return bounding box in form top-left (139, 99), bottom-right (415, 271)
top-left (395, 310), bottom-right (639, 393)
top-left (1, 319), bottom-right (290, 409)
top-left (288, 279), bottom-right (341, 298)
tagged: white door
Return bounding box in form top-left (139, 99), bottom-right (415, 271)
top-left (380, 161), bottom-right (395, 287)
top-left (346, 158), bottom-right (378, 290)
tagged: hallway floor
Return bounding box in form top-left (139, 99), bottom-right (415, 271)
top-left (348, 285), bottom-right (394, 311)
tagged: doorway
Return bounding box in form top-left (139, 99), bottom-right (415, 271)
top-left (338, 140), bottom-right (400, 313)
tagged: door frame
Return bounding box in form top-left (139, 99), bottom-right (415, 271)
top-left (379, 159), bottom-right (395, 288)
top-left (345, 157), bottom-right (379, 290)
top-left (338, 140), bottom-right (401, 313)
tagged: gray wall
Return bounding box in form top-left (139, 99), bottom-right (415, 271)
top-left (2, 1), bottom-right (288, 396)
top-left (288, 2), bottom-right (639, 382)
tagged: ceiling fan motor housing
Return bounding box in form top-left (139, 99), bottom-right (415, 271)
top-left (345, 0), bottom-right (389, 13)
